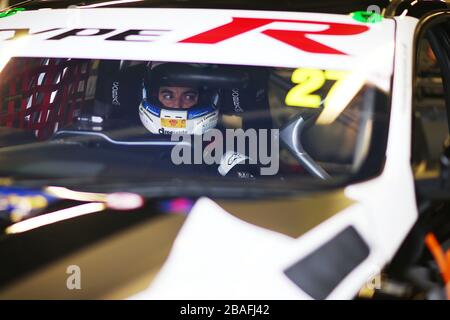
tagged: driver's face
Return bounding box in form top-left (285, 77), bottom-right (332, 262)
top-left (158, 86), bottom-right (199, 109)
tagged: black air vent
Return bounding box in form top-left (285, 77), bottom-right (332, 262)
top-left (284, 226), bottom-right (370, 299)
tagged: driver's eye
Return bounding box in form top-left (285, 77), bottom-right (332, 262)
top-left (162, 93), bottom-right (173, 100)
top-left (184, 94), bottom-right (196, 101)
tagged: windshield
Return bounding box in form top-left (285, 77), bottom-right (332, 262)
top-left (0, 57), bottom-right (390, 193)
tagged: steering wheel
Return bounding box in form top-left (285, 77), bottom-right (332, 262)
top-left (279, 113), bottom-right (331, 180)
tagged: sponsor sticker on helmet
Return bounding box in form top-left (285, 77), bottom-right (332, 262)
top-left (161, 118), bottom-right (187, 128)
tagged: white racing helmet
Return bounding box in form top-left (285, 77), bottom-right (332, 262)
top-left (139, 62), bottom-right (220, 135)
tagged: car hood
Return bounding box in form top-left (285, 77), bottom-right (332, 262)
top-left (0, 186), bottom-right (369, 299)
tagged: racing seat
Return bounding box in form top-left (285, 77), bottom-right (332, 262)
top-left (92, 60), bottom-right (146, 125)
top-left (92, 62), bottom-right (274, 132)
top-left (219, 66), bottom-right (273, 131)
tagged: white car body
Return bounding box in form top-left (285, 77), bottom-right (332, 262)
top-left (0, 3), bottom-right (445, 300)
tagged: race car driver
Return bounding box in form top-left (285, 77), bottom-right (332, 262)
top-left (138, 62), bottom-right (258, 179)
top-left (139, 62), bottom-right (220, 136)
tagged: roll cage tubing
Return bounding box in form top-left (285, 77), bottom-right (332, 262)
top-left (413, 12), bottom-right (450, 135)
top-left (426, 26), bottom-right (450, 131)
